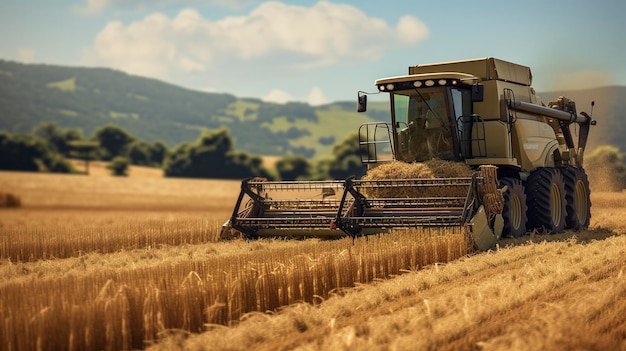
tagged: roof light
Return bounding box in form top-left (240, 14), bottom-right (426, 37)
top-left (386, 83), bottom-right (395, 91)
top-left (425, 80), bottom-right (435, 87)
top-left (413, 81), bottom-right (423, 88)
top-left (438, 79), bottom-right (447, 85)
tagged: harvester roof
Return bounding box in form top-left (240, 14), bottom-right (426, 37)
top-left (374, 72), bottom-right (476, 90)
top-left (408, 57), bottom-right (532, 86)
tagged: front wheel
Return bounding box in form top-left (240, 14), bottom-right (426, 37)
top-left (526, 168), bottom-right (566, 233)
top-left (500, 177), bottom-right (527, 238)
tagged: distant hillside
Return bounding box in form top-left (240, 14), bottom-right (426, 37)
top-left (538, 86), bottom-right (625, 152)
top-left (0, 60), bottom-right (384, 159)
top-left (1, 59), bottom-right (623, 158)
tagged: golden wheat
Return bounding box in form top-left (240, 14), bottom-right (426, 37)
top-left (0, 229), bottom-right (469, 351)
top-left (361, 160), bottom-right (474, 198)
top-left (1, 170), bottom-right (625, 351)
top-left (1, 211), bottom-right (223, 261)
top-left (148, 234), bottom-right (626, 351)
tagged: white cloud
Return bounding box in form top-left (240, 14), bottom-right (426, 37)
top-left (84, 2), bottom-right (429, 81)
top-left (17, 48), bottom-right (36, 63)
top-left (262, 89), bottom-right (293, 104)
top-left (86, 10), bottom-right (211, 79)
top-left (79, 0), bottom-right (113, 15)
top-left (78, 0), bottom-right (256, 15)
top-left (396, 15), bottom-right (430, 44)
top-left (306, 87), bottom-right (328, 106)
top-left (261, 86), bottom-right (328, 105)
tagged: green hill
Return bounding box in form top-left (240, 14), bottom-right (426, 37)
top-left (0, 60), bottom-right (380, 159)
top-left (1, 59), bottom-right (623, 158)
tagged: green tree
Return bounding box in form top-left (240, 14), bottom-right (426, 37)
top-left (32, 122), bottom-right (59, 149)
top-left (276, 155), bottom-right (312, 180)
top-left (59, 128), bottom-right (83, 155)
top-left (0, 132), bottom-right (47, 171)
top-left (163, 128), bottom-right (271, 179)
top-left (163, 143), bottom-right (192, 178)
top-left (227, 151), bottom-right (270, 179)
top-left (314, 133), bottom-right (367, 180)
top-left (585, 145), bottom-right (626, 191)
top-left (92, 124), bottom-right (135, 160)
top-left (126, 140), bottom-right (152, 166)
top-left (107, 156), bottom-right (130, 176)
top-left (149, 141), bottom-right (168, 166)
top-left (198, 128), bottom-right (232, 155)
top-left (0, 131), bottom-right (75, 173)
top-left (33, 122), bottom-right (83, 156)
top-left (311, 158), bottom-right (333, 180)
top-left (45, 153), bottom-right (75, 173)
top-left (68, 140), bottom-right (99, 174)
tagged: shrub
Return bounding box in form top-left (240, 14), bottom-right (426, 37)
top-left (107, 156), bottom-right (130, 176)
top-left (0, 192), bottom-right (21, 207)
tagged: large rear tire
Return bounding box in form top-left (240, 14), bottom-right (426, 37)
top-left (500, 177), bottom-right (527, 238)
top-left (526, 168), bottom-right (566, 233)
top-left (563, 167), bottom-right (591, 230)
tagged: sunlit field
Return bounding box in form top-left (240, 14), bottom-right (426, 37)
top-left (1, 170), bottom-right (625, 350)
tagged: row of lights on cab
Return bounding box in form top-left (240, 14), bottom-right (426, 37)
top-left (379, 79), bottom-right (459, 91)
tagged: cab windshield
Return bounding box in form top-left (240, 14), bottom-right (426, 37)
top-left (392, 86), bottom-right (471, 162)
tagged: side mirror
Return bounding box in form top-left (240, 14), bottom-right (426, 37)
top-left (357, 93), bottom-right (367, 112)
top-left (471, 84), bottom-right (484, 102)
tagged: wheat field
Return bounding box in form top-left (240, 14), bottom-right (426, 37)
top-left (1, 169), bottom-right (625, 350)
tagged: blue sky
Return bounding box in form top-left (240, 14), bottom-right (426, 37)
top-left (1, 0), bottom-right (624, 105)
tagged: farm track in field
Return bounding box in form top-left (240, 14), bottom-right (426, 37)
top-left (165, 234), bottom-right (626, 351)
top-left (253, 248), bottom-right (547, 351)
top-left (440, 254), bottom-right (625, 350)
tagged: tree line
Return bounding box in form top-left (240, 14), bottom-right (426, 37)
top-left (0, 123), bottom-right (367, 180)
top-left (2, 122), bottom-right (625, 190)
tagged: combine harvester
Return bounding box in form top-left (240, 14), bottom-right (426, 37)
top-left (222, 58), bottom-right (596, 250)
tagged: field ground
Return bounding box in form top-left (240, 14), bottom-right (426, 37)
top-left (68, 157), bottom-right (280, 178)
top-left (152, 232), bottom-right (626, 351)
top-left (68, 159), bottom-right (165, 178)
top-left (1, 170), bottom-right (625, 350)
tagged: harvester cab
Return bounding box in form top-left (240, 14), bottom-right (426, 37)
top-left (222, 58), bottom-right (595, 250)
top-left (359, 72), bottom-right (483, 164)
